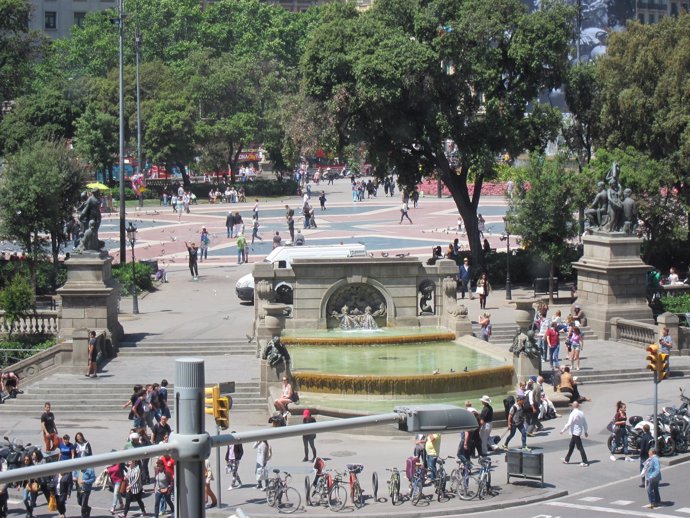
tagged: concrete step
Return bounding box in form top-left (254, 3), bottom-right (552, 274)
top-left (116, 339), bottom-right (255, 357)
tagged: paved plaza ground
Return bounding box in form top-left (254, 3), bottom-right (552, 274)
top-left (3, 180), bottom-right (690, 517)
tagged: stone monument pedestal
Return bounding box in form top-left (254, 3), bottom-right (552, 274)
top-left (513, 354), bottom-right (541, 385)
top-left (57, 251), bottom-right (123, 372)
top-left (572, 233), bottom-right (653, 339)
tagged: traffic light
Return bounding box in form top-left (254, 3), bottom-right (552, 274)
top-left (205, 385), bottom-right (220, 419)
top-left (216, 395), bottom-right (231, 430)
top-left (646, 344), bottom-right (659, 374)
top-left (658, 352), bottom-right (670, 381)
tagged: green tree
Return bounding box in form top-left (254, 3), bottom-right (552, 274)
top-left (0, 140), bottom-right (85, 286)
top-left (0, 275), bottom-right (34, 337)
top-left (74, 104), bottom-right (118, 182)
top-left (301, 0), bottom-right (574, 264)
top-left (508, 156), bottom-right (578, 303)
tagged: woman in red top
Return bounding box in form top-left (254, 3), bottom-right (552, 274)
top-left (610, 401), bottom-right (632, 462)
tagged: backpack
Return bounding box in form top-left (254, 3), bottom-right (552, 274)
top-left (290, 391), bottom-right (299, 403)
top-left (503, 396), bottom-right (515, 417)
top-left (405, 456), bottom-right (418, 481)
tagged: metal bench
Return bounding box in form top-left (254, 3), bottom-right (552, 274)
top-left (533, 277), bottom-right (559, 298)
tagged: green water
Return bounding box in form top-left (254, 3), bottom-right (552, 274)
top-left (283, 326), bottom-right (450, 339)
top-left (290, 342), bottom-right (504, 376)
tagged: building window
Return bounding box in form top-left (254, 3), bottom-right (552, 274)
top-left (44, 11), bottom-right (57, 29)
top-left (74, 12), bottom-right (86, 27)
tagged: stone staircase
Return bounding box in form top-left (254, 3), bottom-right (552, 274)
top-left (470, 322), bottom-right (598, 349)
top-left (0, 337), bottom-right (265, 415)
top-left (116, 338), bottom-right (255, 357)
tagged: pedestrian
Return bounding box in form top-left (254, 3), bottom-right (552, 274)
top-left (151, 415), bottom-right (171, 445)
top-left (199, 227), bottom-right (210, 262)
top-left (74, 432), bottom-right (92, 458)
top-left (41, 402), bottom-right (59, 451)
top-left (55, 470), bottom-right (73, 518)
top-left (610, 401), bottom-right (633, 462)
top-left (425, 433), bottom-right (441, 482)
top-left (58, 434), bottom-right (75, 461)
top-left (120, 460), bottom-right (147, 518)
top-left (252, 199), bottom-right (259, 219)
top-left (546, 321), bottom-right (560, 369)
top-left (106, 463), bottom-right (125, 514)
top-left (527, 377), bottom-right (545, 435)
top-left (225, 211), bottom-right (235, 238)
top-left (303, 202), bottom-right (311, 229)
top-left (203, 459), bottom-right (217, 509)
top-left (476, 272), bottom-right (491, 309)
top-left (253, 440), bottom-right (270, 490)
top-left (399, 201), bottom-right (413, 224)
top-left (86, 330), bottom-right (98, 378)
top-left (643, 448), bottom-right (661, 508)
top-left (569, 326), bottom-right (584, 370)
top-left (225, 438), bottom-right (244, 489)
top-left (479, 312), bottom-right (492, 342)
top-left (659, 326), bottom-right (672, 372)
top-left (319, 191), bottom-right (327, 210)
top-left (153, 459), bottom-right (174, 518)
top-left (302, 410), bottom-right (317, 462)
top-left (184, 242), bottom-right (199, 280)
top-left (294, 230), bottom-right (305, 246)
top-left (272, 232), bottom-right (282, 249)
top-left (20, 455), bottom-right (37, 518)
top-left (638, 424), bottom-right (653, 487)
top-left (251, 216), bottom-right (262, 246)
top-left (478, 395), bottom-right (494, 456)
top-left (501, 397), bottom-right (529, 451)
top-left (77, 466), bottom-right (96, 518)
top-left (560, 401), bottom-right (589, 467)
top-left (234, 212), bottom-right (244, 238)
top-left (236, 233), bottom-right (247, 265)
top-left (287, 214), bottom-right (295, 242)
top-left (458, 258), bottom-right (472, 299)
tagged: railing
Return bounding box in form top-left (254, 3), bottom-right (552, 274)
top-left (610, 318), bottom-right (657, 347)
top-left (0, 310), bottom-right (59, 336)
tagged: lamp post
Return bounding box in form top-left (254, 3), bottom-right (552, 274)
top-left (500, 217), bottom-right (512, 300)
top-left (135, 27), bottom-right (143, 209)
top-left (117, 0), bottom-right (126, 264)
top-left (126, 222), bottom-right (139, 314)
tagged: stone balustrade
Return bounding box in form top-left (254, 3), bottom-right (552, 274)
top-left (0, 310), bottom-right (60, 336)
top-left (611, 312), bottom-right (687, 355)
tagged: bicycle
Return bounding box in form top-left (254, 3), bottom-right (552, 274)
top-left (305, 470), bottom-right (332, 507)
top-left (449, 457), bottom-right (479, 500)
top-left (434, 456), bottom-right (451, 502)
top-left (327, 471), bottom-right (348, 511)
top-left (265, 469), bottom-right (301, 513)
top-left (476, 457), bottom-right (495, 499)
top-left (346, 463), bottom-right (364, 508)
top-left (385, 467), bottom-right (401, 505)
top-left (408, 459), bottom-right (425, 505)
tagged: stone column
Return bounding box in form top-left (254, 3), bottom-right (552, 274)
top-left (57, 251), bottom-right (123, 371)
top-left (572, 233), bottom-right (653, 339)
top-left (657, 312), bottom-right (679, 355)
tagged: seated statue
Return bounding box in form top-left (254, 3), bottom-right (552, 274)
top-left (79, 219), bottom-right (104, 251)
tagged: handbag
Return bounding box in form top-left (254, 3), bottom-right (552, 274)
top-left (606, 420), bottom-right (615, 433)
top-left (256, 466), bottom-right (268, 481)
top-left (640, 458), bottom-right (650, 479)
top-left (48, 494), bottom-right (57, 511)
top-left (476, 286), bottom-right (485, 295)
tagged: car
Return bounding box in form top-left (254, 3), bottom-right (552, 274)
top-left (235, 243), bottom-right (368, 303)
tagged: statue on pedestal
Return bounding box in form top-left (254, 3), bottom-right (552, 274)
top-left (510, 330), bottom-right (540, 359)
top-left (622, 188), bottom-right (639, 235)
top-left (77, 189), bottom-right (103, 251)
top-left (586, 162), bottom-right (638, 234)
top-left (585, 181), bottom-right (608, 230)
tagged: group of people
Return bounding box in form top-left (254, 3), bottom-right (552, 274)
top-left (534, 303), bottom-right (587, 371)
top-left (208, 185), bottom-right (246, 204)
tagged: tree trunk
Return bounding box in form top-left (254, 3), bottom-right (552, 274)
top-left (439, 161), bottom-right (484, 267)
top-left (176, 162), bottom-right (190, 188)
top-left (548, 261), bottom-right (555, 306)
top-left (50, 230), bottom-right (59, 291)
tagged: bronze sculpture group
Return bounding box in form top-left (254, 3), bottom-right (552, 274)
top-left (585, 162), bottom-right (639, 235)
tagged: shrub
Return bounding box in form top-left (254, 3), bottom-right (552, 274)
top-left (112, 262), bottom-right (154, 295)
top-left (660, 294), bottom-right (690, 315)
top-left (0, 276), bottom-right (35, 337)
top-left (0, 338), bottom-right (55, 367)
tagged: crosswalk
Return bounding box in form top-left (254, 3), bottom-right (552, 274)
top-left (546, 497), bottom-right (690, 518)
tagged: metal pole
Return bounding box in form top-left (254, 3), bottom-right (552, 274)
top-left (216, 426), bottom-right (222, 508)
top-left (131, 240), bottom-right (139, 314)
top-left (653, 371), bottom-right (658, 447)
top-left (505, 233), bottom-right (512, 300)
top-left (175, 358), bottom-right (206, 518)
top-left (118, 0), bottom-right (126, 264)
top-left (135, 26), bottom-right (144, 209)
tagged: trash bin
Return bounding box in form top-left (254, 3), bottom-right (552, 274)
top-left (506, 449), bottom-right (544, 486)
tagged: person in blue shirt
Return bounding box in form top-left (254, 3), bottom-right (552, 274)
top-left (58, 435), bottom-right (76, 461)
top-left (644, 447), bottom-right (662, 509)
top-left (78, 467), bottom-right (96, 517)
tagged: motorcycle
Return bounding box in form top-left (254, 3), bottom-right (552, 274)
top-left (0, 436), bottom-right (39, 474)
top-left (607, 415), bottom-right (646, 454)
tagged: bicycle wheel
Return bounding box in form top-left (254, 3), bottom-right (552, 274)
top-left (267, 484), bottom-right (278, 507)
top-left (457, 475), bottom-right (479, 501)
top-left (372, 471), bottom-right (378, 501)
top-left (304, 476), bottom-right (312, 507)
top-left (477, 477), bottom-right (488, 500)
top-left (328, 484), bottom-right (347, 511)
top-left (448, 469), bottom-right (459, 493)
top-left (391, 476), bottom-right (400, 506)
top-left (411, 481), bottom-right (423, 506)
top-left (278, 486), bottom-right (301, 514)
top-left (353, 483), bottom-right (364, 509)
top-left (436, 473), bottom-right (449, 503)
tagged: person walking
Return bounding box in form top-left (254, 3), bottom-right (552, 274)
top-left (478, 395), bottom-right (494, 456)
top-left (40, 402), bottom-right (59, 451)
top-left (560, 401), bottom-right (589, 467)
top-left (570, 326), bottom-right (584, 370)
top-left (253, 440), bottom-right (270, 490)
top-left (199, 227), bottom-right (210, 262)
top-left (476, 272), bottom-right (491, 309)
top-left (203, 459), bottom-right (217, 509)
top-left (236, 233), bottom-right (247, 265)
top-left (319, 191), bottom-right (327, 210)
top-left (479, 313), bottom-right (492, 342)
top-left (225, 439), bottom-right (244, 489)
top-left (77, 466), bottom-right (96, 518)
top-left (301, 410), bottom-right (317, 462)
top-left (225, 211), bottom-right (236, 238)
top-left (119, 460), bottom-right (147, 518)
top-left (153, 459), bottom-right (174, 518)
top-left (287, 214), bottom-right (295, 242)
top-left (55, 470), bottom-right (73, 518)
top-left (501, 397), bottom-right (529, 451)
top-left (399, 201), bottom-right (413, 224)
top-left (546, 321), bottom-right (560, 369)
top-left (86, 331), bottom-right (98, 378)
top-left (643, 448), bottom-right (662, 508)
top-left (458, 258), bottom-right (472, 299)
top-left (251, 216), bottom-right (262, 246)
top-left (185, 242), bottom-right (199, 280)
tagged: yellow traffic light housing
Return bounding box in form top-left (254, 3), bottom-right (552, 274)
top-left (646, 344), bottom-right (659, 373)
top-left (216, 396), bottom-right (231, 430)
top-left (205, 385), bottom-right (220, 418)
top-left (658, 352), bottom-right (669, 381)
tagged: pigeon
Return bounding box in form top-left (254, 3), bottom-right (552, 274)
top-left (450, 368), bottom-right (456, 373)
top-left (381, 252), bottom-right (389, 257)
top-left (246, 333), bottom-right (255, 343)
top-left (463, 366), bottom-right (468, 372)
top-left (432, 369), bottom-right (440, 375)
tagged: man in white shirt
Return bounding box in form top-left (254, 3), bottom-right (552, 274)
top-left (560, 401), bottom-right (589, 466)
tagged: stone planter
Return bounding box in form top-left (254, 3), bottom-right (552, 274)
top-left (512, 300), bottom-right (536, 333)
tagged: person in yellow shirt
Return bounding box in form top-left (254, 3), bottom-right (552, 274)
top-left (425, 433), bottom-right (441, 482)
